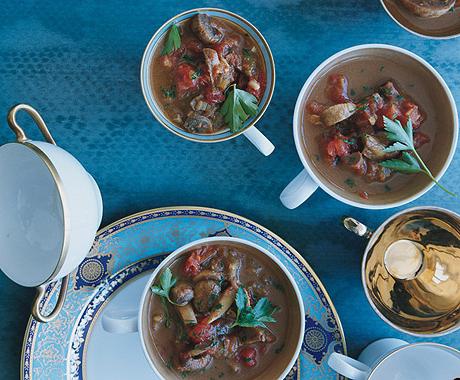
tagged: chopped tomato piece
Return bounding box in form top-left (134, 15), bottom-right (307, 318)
top-left (182, 246), bottom-right (218, 277)
top-left (413, 131), bottom-right (430, 148)
top-left (326, 74), bottom-right (350, 103)
top-left (399, 99), bottom-right (424, 128)
top-left (323, 135), bottom-right (350, 165)
top-left (307, 101), bottom-right (326, 115)
top-left (188, 318), bottom-right (212, 344)
top-left (175, 63), bottom-right (200, 96)
top-left (239, 347), bottom-right (257, 368)
top-left (203, 85), bottom-right (225, 104)
top-left (376, 103), bottom-right (400, 129)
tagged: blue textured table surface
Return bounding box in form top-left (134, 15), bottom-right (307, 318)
top-left (1, 1), bottom-right (459, 378)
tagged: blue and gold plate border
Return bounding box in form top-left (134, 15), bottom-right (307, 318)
top-left (21, 206), bottom-right (346, 380)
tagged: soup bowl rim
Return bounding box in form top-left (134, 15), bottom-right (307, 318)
top-left (140, 7), bottom-right (276, 143)
top-left (138, 236), bottom-right (305, 379)
top-left (292, 43), bottom-right (458, 210)
top-left (361, 205), bottom-right (460, 337)
top-left (380, 0), bottom-right (460, 40)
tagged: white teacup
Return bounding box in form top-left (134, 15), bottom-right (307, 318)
top-left (328, 338), bottom-right (460, 380)
top-left (0, 104), bottom-right (103, 322)
top-left (280, 44), bottom-right (458, 210)
top-left (102, 237), bottom-right (305, 380)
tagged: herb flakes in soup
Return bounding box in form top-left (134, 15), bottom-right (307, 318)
top-left (152, 14), bottom-right (266, 135)
top-left (148, 244), bottom-right (288, 379)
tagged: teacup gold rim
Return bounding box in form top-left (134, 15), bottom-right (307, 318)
top-left (380, 0), bottom-right (460, 40)
top-left (139, 7), bottom-right (276, 143)
top-left (361, 205), bottom-right (460, 337)
top-left (368, 342), bottom-right (460, 378)
top-left (138, 236), bottom-right (305, 380)
top-left (13, 141), bottom-right (71, 287)
top-left (292, 43), bottom-right (459, 210)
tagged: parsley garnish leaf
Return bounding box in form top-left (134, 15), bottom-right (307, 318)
top-left (379, 116), bottom-right (456, 196)
top-left (161, 24), bottom-right (181, 56)
top-left (151, 268), bottom-right (177, 302)
top-left (219, 85), bottom-right (259, 133)
top-left (232, 287), bottom-right (279, 329)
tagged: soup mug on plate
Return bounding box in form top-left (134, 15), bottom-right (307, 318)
top-left (0, 104), bottom-right (103, 322)
top-left (280, 44), bottom-right (458, 210)
top-left (141, 8), bottom-right (276, 156)
top-left (102, 236), bottom-right (305, 380)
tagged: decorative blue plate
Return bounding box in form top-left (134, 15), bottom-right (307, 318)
top-left (21, 207), bottom-right (346, 380)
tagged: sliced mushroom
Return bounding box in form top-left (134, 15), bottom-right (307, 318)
top-left (176, 353), bottom-right (212, 373)
top-left (362, 134), bottom-right (399, 161)
top-left (366, 159), bottom-right (393, 182)
top-left (225, 255), bottom-right (241, 286)
top-left (193, 280), bottom-right (221, 313)
top-left (208, 285), bottom-right (237, 323)
top-left (320, 103), bottom-right (356, 126)
top-left (203, 48), bottom-right (234, 91)
top-left (193, 270), bottom-right (224, 283)
top-left (176, 303), bottom-right (197, 325)
top-left (191, 14), bottom-right (223, 44)
top-left (190, 95), bottom-right (209, 112)
top-left (243, 327), bottom-right (276, 345)
top-left (170, 282), bottom-right (194, 306)
top-left (343, 152), bottom-right (367, 176)
top-left (183, 113), bottom-right (213, 133)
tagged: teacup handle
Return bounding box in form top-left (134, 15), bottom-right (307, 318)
top-left (101, 309), bottom-right (139, 334)
top-left (7, 104), bottom-right (56, 144)
top-left (280, 169), bottom-right (319, 209)
top-left (243, 126), bottom-right (275, 156)
top-left (328, 352), bottom-right (370, 380)
top-left (8, 104), bottom-right (69, 323)
top-left (32, 276), bottom-right (69, 323)
top-left (343, 217), bottom-right (373, 239)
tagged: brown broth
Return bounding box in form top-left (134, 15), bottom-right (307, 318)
top-left (302, 56), bottom-right (435, 199)
top-left (148, 246), bottom-right (289, 379)
top-left (384, 0), bottom-right (460, 37)
top-left (150, 16), bottom-right (266, 135)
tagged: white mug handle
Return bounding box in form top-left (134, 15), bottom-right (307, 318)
top-left (101, 309), bottom-right (138, 334)
top-left (280, 169), bottom-right (319, 209)
top-left (328, 353), bottom-right (371, 380)
top-left (243, 126), bottom-right (275, 156)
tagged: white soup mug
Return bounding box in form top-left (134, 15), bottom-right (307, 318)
top-left (0, 104), bottom-right (103, 322)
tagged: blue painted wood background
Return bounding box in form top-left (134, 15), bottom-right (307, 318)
top-left (0, 0), bottom-right (459, 378)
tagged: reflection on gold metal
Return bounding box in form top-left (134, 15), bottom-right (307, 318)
top-left (364, 208), bottom-right (460, 336)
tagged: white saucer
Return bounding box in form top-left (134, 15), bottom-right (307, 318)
top-left (86, 272), bottom-right (158, 379)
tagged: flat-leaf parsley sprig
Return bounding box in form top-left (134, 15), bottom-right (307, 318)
top-left (219, 85), bottom-right (259, 133)
top-left (379, 116), bottom-right (456, 197)
top-left (161, 24), bottom-right (181, 56)
top-left (231, 287), bottom-right (279, 329)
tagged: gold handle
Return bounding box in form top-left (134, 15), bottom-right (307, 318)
top-left (7, 104), bottom-right (56, 145)
top-left (32, 275), bottom-right (69, 323)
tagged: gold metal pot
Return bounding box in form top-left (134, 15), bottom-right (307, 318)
top-left (344, 206), bottom-right (460, 336)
